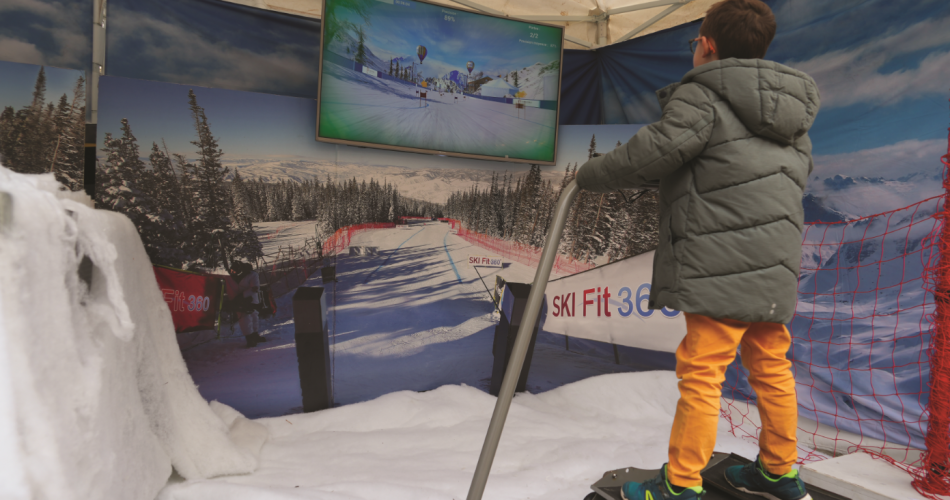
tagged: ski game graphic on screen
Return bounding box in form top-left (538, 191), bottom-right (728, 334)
top-left (318, 0), bottom-right (564, 164)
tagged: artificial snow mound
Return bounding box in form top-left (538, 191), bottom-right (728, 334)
top-left (0, 166), bottom-right (267, 500)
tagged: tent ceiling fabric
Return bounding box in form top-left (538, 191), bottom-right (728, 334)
top-left (222, 0), bottom-right (715, 49)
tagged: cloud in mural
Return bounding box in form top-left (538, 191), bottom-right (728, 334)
top-left (107, 2), bottom-right (321, 99)
top-left (786, 15), bottom-right (950, 109)
top-left (0, 37), bottom-right (45, 64)
top-left (812, 138), bottom-right (945, 180)
top-left (0, 0), bottom-right (91, 70)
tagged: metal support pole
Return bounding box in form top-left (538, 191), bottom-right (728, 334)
top-left (90, 0), bottom-right (107, 124)
top-left (466, 180), bottom-right (580, 500)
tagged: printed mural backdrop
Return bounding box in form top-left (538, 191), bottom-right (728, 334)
top-left (1, 0), bottom-right (948, 423)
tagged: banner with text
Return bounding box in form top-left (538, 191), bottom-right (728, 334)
top-left (544, 251), bottom-right (686, 354)
top-left (153, 266), bottom-right (223, 333)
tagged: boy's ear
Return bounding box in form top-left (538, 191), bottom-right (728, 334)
top-left (704, 36), bottom-right (718, 57)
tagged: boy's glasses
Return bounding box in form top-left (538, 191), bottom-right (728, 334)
top-left (689, 37), bottom-right (701, 54)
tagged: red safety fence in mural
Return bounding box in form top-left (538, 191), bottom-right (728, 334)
top-left (153, 265), bottom-right (224, 333)
top-left (911, 125), bottom-right (950, 497)
top-left (720, 132), bottom-right (950, 498)
top-left (444, 219), bottom-right (594, 276)
top-left (322, 222), bottom-right (396, 256)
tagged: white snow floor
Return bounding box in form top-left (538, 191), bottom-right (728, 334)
top-left (159, 371), bottom-right (766, 500)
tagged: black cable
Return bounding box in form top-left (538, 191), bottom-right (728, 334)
top-left (473, 266), bottom-right (502, 313)
top-left (618, 189), bottom-right (649, 205)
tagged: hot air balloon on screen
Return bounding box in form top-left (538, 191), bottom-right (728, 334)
top-left (417, 45), bottom-right (427, 63)
top-left (466, 61), bottom-right (474, 75)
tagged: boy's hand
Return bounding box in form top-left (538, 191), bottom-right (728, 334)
top-left (575, 154), bottom-right (612, 193)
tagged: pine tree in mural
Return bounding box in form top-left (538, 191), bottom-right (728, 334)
top-left (292, 183), bottom-right (307, 221)
top-left (355, 25), bottom-right (368, 66)
top-left (147, 141), bottom-right (189, 266)
top-left (0, 67), bottom-right (86, 189)
top-left (96, 118), bottom-right (185, 264)
top-left (185, 89), bottom-right (262, 268)
top-left (20, 66), bottom-right (50, 173)
top-left (0, 106), bottom-right (20, 168)
top-left (52, 75), bottom-right (86, 191)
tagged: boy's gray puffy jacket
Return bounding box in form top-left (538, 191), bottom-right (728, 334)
top-left (576, 59), bottom-right (820, 324)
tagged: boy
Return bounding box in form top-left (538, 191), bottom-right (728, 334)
top-left (575, 1), bottom-right (819, 499)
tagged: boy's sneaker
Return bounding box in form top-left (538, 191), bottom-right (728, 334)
top-left (724, 456), bottom-right (812, 500)
top-left (621, 464), bottom-right (705, 500)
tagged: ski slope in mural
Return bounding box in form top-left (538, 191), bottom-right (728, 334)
top-left (184, 221), bottom-right (631, 417)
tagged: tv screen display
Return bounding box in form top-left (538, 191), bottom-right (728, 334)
top-left (317, 0), bottom-right (564, 165)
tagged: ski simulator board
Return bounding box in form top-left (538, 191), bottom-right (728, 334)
top-left (584, 453), bottom-right (849, 500)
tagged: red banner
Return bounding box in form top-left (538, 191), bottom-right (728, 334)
top-left (153, 266), bottom-right (223, 333)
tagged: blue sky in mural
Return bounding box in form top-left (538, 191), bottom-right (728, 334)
top-left (0, 0), bottom-right (91, 70)
top-left (0, 61), bottom-right (85, 110)
top-left (595, 0), bottom-right (949, 216)
top-left (98, 77), bottom-right (332, 160)
top-left (768, 0), bottom-right (950, 156)
top-left (107, 0), bottom-right (321, 99)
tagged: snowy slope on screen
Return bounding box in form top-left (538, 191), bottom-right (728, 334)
top-left (158, 371), bottom-right (769, 500)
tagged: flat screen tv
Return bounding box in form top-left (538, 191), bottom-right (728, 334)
top-left (317, 0), bottom-right (564, 165)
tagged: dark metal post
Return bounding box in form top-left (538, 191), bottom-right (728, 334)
top-left (292, 287), bottom-right (333, 412)
top-left (489, 282), bottom-right (541, 396)
top-left (466, 181), bottom-right (580, 500)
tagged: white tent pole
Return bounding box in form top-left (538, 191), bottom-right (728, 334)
top-left (606, 0), bottom-right (685, 16)
top-left (516, 15), bottom-right (596, 22)
top-left (564, 35), bottom-right (593, 49)
top-left (614, 0), bottom-right (691, 43)
top-left (447, 0), bottom-right (505, 16)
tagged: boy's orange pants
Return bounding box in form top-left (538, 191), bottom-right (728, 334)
top-left (667, 312), bottom-right (799, 488)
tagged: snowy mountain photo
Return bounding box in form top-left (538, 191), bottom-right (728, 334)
top-left (222, 157), bottom-right (563, 204)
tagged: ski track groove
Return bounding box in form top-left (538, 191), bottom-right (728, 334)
top-left (362, 226), bottom-right (425, 284)
top-left (443, 229), bottom-right (463, 283)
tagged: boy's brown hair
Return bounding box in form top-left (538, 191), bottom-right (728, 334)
top-left (699, 0), bottom-right (776, 60)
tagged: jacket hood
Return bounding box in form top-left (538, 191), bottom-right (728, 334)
top-left (680, 59), bottom-right (821, 145)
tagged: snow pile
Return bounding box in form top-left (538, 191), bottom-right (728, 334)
top-left (0, 166), bottom-right (267, 500)
top-left (158, 371), bottom-right (765, 500)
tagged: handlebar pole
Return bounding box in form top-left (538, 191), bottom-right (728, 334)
top-left (466, 180), bottom-right (581, 500)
